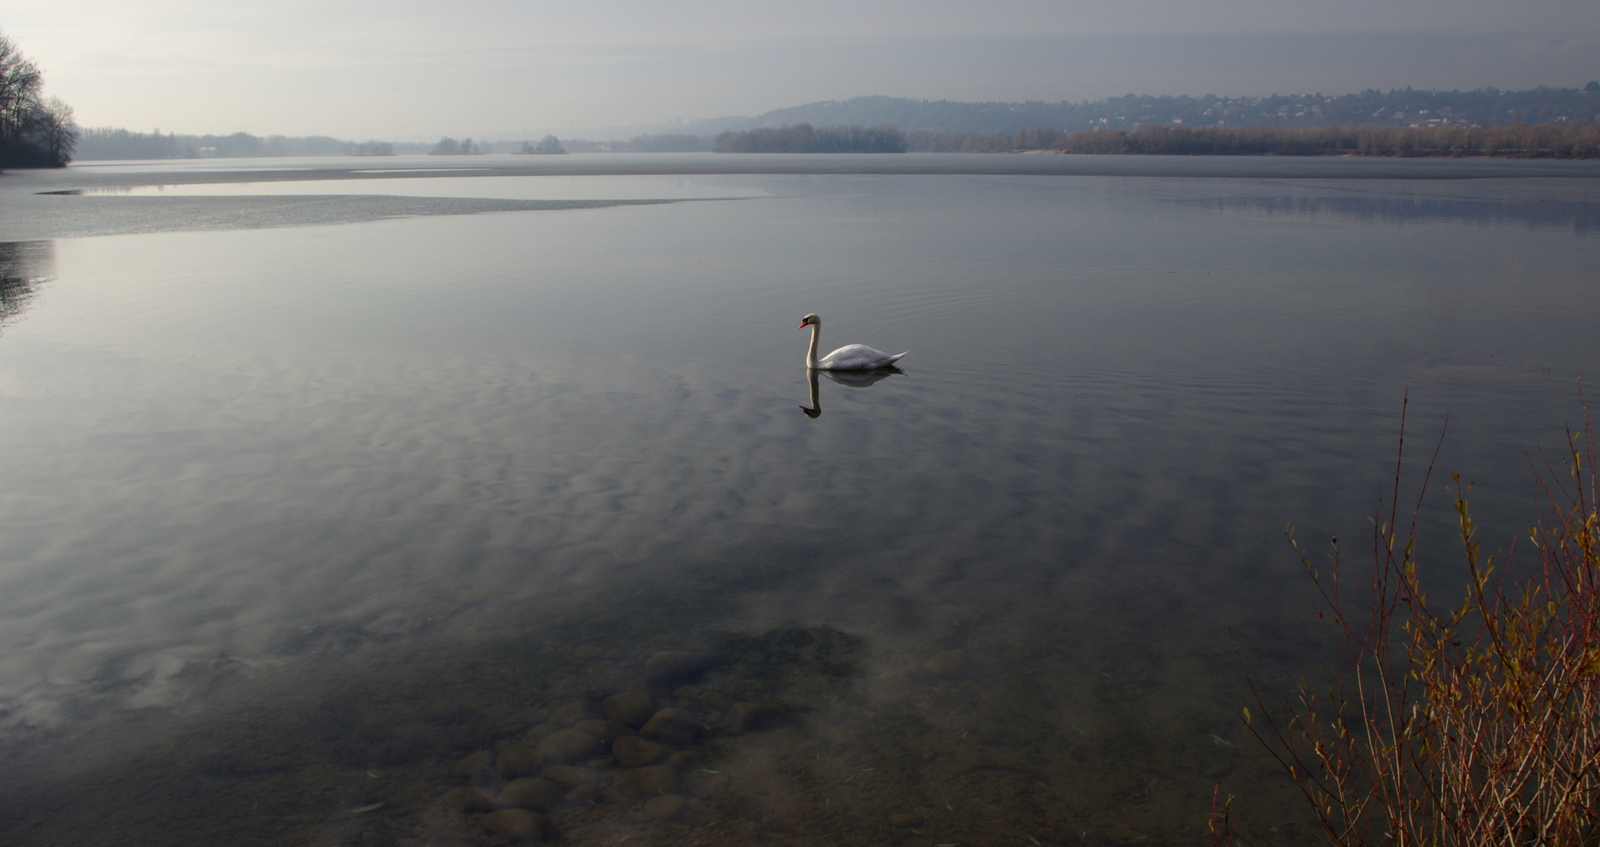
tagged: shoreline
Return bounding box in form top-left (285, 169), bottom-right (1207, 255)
top-left (14, 151), bottom-right (1600, 187)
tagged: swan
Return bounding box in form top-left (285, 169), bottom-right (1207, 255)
top-left (799, 313), bottom-right (907, 371)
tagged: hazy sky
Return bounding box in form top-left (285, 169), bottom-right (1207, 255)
top-left (6, 0), bottom-right (1599, 140)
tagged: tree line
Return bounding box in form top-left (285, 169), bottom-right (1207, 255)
top-left (75, 128), bottom-right (397, 159)
top-left (562, 133), bottom-right (710, 153)
top-left (62, 120), bottom-right (1600, 162)
top-left (518, 135), bottom-right (566, 154)
top-left (79, 129), bottom-right (685, 159)
top-left (899, 122), bottom-right (1600, 158)
top-left (0, 29), bottom-right (76, 168)
top-left (906, 127), bottom-right (1068, 152)
top-left (713, 123), bottom-right (906, 153)
top-left (1052, 122), bottom-right (1600, 158)
top-left (429, 136), bottom-right (486, 155)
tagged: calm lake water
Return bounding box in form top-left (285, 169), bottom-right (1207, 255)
top-left (1, 153), bottom-right (1598, 846)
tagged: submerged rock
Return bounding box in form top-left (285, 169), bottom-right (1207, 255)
top-left (480, 808), bottom-right (550, 841)
top-left (611, 734), bottom-right (668, 768)
top-left (442, 786), bottom-right (499, 813)
top-left (665, 749), bottom-right (702, 771)
top-left (534, 728), bottom-right (603, 766)
top-left (574, 718), bottom-right (631, 743)
top-left (696, 688), bottom-right (733, 711)
top-left (672, 685), bottom-right (704, 702)
top-left (498, 777), bottom-right (563, 810)
top-left (567, 784), bottom-right (604, 805)
top-left (454, 750), bottom-right (497, 783)
top-left (614, 765), bottom-right (680, 796)
top-left (524, 723), bottom-right (561, 745)
top-left (542, 765), bottom-right (601, 789)
top-left (684, 770), bottom-right (730, 798)
top-left (639, 707), bottom-right (706, 745)
top-left (731, 700), bottom-right (790, 733)
top-left (497, 744), bottom-right (542, 779)
top-left (923, 650), bottom-right (969, 679)
top-left (645, 651), bottom-right (716, 685)
top-left (602, 690), bottom-right (657, 728)
top-left (643, 794), bottom-right (688, 821)
top-left (548, 700), bottom-right (599, 727)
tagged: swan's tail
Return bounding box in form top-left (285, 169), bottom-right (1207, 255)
top-left (887, 352), bottom-right (908, 364)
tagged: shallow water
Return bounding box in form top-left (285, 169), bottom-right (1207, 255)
top-left (0, 155), bottom-right (1598, 846)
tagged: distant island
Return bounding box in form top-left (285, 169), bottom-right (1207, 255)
top-left (429, 136), bottom-right (487, 155)
top-left (518, 135), bottom-right (567, 155)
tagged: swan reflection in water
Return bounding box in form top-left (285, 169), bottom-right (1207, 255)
top-left (799, 366), bottom-right (903, 418)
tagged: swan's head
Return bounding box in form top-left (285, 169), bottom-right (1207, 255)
top-left (799, 313), bottom-right (820, 330)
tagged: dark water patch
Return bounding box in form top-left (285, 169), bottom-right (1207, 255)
top-left (0, 573), bottom-right (867, 847)
top-left (0, 550), bottom-right (1318, 846)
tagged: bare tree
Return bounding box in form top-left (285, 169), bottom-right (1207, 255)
top-left (31, 96), bottom-right (77, 161)
top-left (0, 30), bottom-right (43, 140)
top-left (0, 29), bottom-right (76, 168)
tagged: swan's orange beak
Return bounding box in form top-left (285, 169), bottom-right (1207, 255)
top-left (798, 321), bottom-right (806, 329)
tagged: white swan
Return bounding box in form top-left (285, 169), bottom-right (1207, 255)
top-left (800, 313), bottom-right (907, 371)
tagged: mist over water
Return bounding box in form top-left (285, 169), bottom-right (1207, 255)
top-left (0, 156), bottom-right (1596, 845)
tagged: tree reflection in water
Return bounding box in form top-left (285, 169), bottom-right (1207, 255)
top-left (0, 241), bottom-right (54, 333)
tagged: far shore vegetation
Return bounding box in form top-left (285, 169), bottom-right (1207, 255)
top-left (518, 135), bottom-right (567, 155)
top-left (26, 74), bottom-right (1600, 164)
top-left (74, 127), bottom-right (397, 159)
top-left (1051, 122), bottom-right (1600, 158)
top-left (712, 123), bottom-right (906, 153)
top-left (429, 136), bottom-right (487, 155)
top-left (65, 120), bottom-right (1600, 163)
top-left (731, 122), bottom-right (1600, 158)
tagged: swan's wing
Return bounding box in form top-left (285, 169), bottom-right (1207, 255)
top-left (818, 344), bottom-right (906, 370)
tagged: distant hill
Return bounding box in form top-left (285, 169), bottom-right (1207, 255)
top-left (707, 85), bottom-right (1600, 136)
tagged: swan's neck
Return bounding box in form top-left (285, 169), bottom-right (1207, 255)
top-left (801, 368), bottom-right (821, 417)
top-left (805, 322), bottom-right (821, 369)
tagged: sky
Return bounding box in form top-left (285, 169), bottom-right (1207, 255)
top-left (5, 0), bottom-right (1599, 141)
